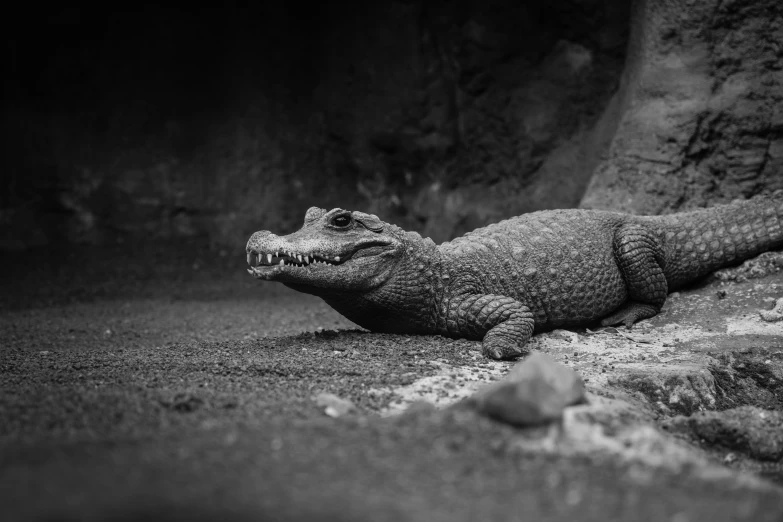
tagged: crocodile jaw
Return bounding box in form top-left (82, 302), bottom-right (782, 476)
top-left (245, 240), bottom-right (400, 291)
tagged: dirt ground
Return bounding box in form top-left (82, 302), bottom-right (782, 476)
top-left (2, 240), bottom-right (783, 521)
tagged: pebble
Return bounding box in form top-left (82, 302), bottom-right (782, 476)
top-left (315, 392), bottom-right (356, 418)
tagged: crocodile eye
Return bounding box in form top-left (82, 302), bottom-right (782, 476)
top-left (331, 214), bottom-right (352, 228)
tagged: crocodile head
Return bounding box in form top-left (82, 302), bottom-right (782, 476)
top-left (245, 207), bottom-right (409, 292)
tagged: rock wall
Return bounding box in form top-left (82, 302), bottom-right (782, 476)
top-left (580, 0), bottom-right (783, 214)
top-left (1, 2), bottom-right (628, 249)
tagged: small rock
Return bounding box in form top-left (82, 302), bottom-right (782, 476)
top-left (723, 452), bottom-right (737, 464)
top-left (470, 352), bottom-right (586, 427)
top-left (315, 392), bottom-right (356, 418)
top-left (759, 297), bottom-right (783, 322)
top-left (716, 290), bottom-right (727, 300)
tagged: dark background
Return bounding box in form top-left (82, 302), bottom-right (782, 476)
top-left (3, 1), bottom-right (781, 253)
top-left (1, 2), bottom-right (630, 251)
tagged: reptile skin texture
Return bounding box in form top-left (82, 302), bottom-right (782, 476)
top-left (246, 194), bottom-right (783, 360)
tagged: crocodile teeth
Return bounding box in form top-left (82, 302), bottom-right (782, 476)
top-left (304, 255), bottom-right (309, 263)
top-left (297, 254), bottom-right (302, 262)
top-left (275, 251), bottom-right (279, 257)
top-left (279, 260), bottom-right (285, 266)
top-left (247, 253), bottom-right (253, 265)
top-left (267, 254), bottom-right (272, 263)
top-left (334, 256), bottom-right (340, 262)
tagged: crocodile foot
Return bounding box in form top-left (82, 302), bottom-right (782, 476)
top-left (600, 301), bottom-right (660, 329)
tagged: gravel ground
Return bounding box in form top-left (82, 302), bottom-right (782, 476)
top-left (2, 240), bottom-right (782, 521)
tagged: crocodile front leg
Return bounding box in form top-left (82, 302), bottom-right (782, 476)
top-left (443, 294), bottom-right (535, 360)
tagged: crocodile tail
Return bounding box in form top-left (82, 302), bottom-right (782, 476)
top-left (645, 192), bottom-right (783, 289)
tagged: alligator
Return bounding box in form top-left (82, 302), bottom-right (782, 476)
top-left (246, 194), bottom-right (782, 360)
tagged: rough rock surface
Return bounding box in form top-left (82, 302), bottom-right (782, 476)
top-left (665, 406), bottom-right (783, 462)
top-left (581, 0), bottom-right (783, 214)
